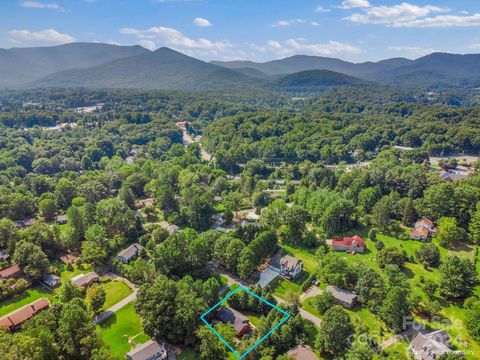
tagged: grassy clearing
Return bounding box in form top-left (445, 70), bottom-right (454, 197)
top-left (272, 273), bottom-right (307, 299)
top-left (101, 280), bottom-right (132, 310)
top-left (97, 302), bottom-right (149, 359)
top-left (0, 286), bottom-right (55, 317)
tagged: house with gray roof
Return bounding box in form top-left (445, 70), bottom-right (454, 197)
top-left (117, 243), bottom-right (141, 264)
top-left (326, 286), bottom-right (357, 309)
top-left (126, 340), bottom-right (167, 360)
top-left (409, 329), bottom-right (455, 360)
top-left (280, 255), bottom-right (303, 280)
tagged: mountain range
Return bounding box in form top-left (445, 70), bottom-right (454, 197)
top-left (1, 42), bottom-right (480, 91)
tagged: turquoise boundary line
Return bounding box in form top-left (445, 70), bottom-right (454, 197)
top-left (200, 285), bottom-right (291, 359)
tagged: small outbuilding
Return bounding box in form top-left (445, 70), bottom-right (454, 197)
top-left (44, 274), bottom-right (61, 287)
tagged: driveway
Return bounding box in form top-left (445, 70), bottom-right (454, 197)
top-left (93, 276), bottom-right (138, 325)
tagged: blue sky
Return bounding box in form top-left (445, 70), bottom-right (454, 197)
top-left (0, 0), bottom-right (479, 62)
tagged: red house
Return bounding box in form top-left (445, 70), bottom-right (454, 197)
top-left (216, 307), bottom-right (250, 337)
top-left (332, 235), bottom-right (365, 254)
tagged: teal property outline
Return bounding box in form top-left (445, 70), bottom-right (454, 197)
top-left (200, 285), bottom-right (291, 359)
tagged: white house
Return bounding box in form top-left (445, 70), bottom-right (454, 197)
top-left (280, 255), bottom-right (303, 279)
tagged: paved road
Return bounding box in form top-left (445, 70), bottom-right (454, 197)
top-left (93, 276), bottom-right (138, 325)
top-left (299, 285), bottom-right (321, 302)
top-left (273, 295), bottom-right (322, 327)
top-left (179, 127), bottom-right (212, 161)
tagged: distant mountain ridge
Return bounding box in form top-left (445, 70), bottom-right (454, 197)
top-left (31, 47), bottom-right (260, 91)
top-left (0, 42), bottom-right (479, 91)
top-left (0, 42), bottom-right (150, 88)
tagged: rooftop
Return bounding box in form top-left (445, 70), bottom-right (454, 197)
top-left (118, 243), bottom-right (140, 260)
top-left (216, 307), bottom-right (249, 333)
top-left (326, 286), bottom-right (357, 304)
top-left (280, 255), bottom-right (300, 269)
top-left (126, 340), bottom-right (166, 360)
top-left (287, 345), bottom-right (319, 360)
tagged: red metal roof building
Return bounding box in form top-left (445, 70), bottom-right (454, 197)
top-left (332, 235), bottom-right (365, 254)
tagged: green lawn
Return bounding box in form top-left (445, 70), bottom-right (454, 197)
top-left (101, 280), bottom-right (132, 310)
top-left (97, 302), bottom-right (149, 359)
top-left (272, 274), bottom-right (306, 299)
top-left (0, 285), bottom-right (55, 317)
top-left (333, 225), bottom-right (480, 359)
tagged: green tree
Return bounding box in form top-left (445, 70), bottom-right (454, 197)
top-left (402, 198), bottom-right (417, 226)
top-left (313, 291), bottom-right (336, 315)
top-left (39, 198), bottom-right (56, 221)
top-left (379, 286), bottom-right (410, 333)
top-left (13, 241), bottom-right (49, 279)
top-left (345, 341), bottom-right (375, 360)
top-left (55, 178), bottom-right (76, 209)
top-left (237, 247), bottom-right (256, 279)
top-left (469, 202), bottom-right (480, 244)
top-left (438, 256), bottom-right (477, 299)
top-left (316, 306), bottom-right (354, 356)
top-left (435, 217), bottom-right (467, 248)
top-left (197, 323), bottom-right (235, 360)
top-left (465, 301), bottom-right (480, 344)
top-left (85, 285), bottom-right (106, 315)
top-left (415, 243), bottom-right (440, 267)
top-left (81, 241), bottom-right (107, 269)
top-left (376, 247), bottom-right (405, 269)
top-left (58, 301), bottom-right (102, 359)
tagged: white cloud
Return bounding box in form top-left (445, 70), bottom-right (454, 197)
top-left (119, 26), bottom-right (230, 51)
top-left (20, 1), bottom-right (63, 11)
top-left (340, 0), bottom-right (370, 9)
top-left (315, 5), bottom-right (330, 13)
top-left (311, 21), bottom-right (321, 27)
top-left (8, 29), bottom-right (74, 44)
top-left (388, 46), bottom-right (437, 56)
top-left (468, 43), bottom-right (480, 50)
top-left (252, 39), bottom-right (361, 57)
top-left (193, 17), bottom-right (212, 27)
top-left (272, 19), bottom-right (306, 27)
top-left (393, 13), bottom-right (480, 28)
top-left (346, 3), bottom-right (448, 25)
top-left (137, 39), bottom-right (156, 51)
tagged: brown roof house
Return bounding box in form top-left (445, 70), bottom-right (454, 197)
top-left (280, 255), bottom-right (303, 280)
top-left (135, 198), bottom-right (156, 209)
top-left (409, 329), bottom-right (456, 360)
top-left (70, 272), bottom-right (100, 288)
top-left (126, 340), bottom-right (167, 360)
top-left (59, 251), bottom-right (80, 264)
top-left (326, 286), bottom-right (358, 309)
top-left (286, 345), bottom-right (319, 360)
top-left (117, 243), bottom-right (141, 264)
top-left (411, 218), bottom-right (436, 241)
top-left (216, 307), bottom-right (250, 337)
top-left (0, 264), bottom-right (23, 280)
top-left (0, 298), bottom-right (50, 331)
